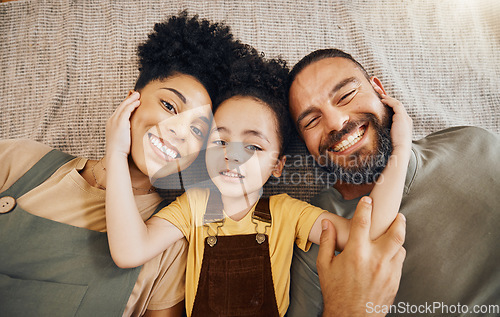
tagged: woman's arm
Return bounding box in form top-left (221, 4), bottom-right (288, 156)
top-left (105, 92), bottom-right (183, 268)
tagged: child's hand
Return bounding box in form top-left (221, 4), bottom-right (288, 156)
top-left (105, 91), bottom-right (141, 158)
top-left (375, 89), bottom-right (413, 152)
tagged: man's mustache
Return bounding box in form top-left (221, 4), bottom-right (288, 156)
top-left (318, 119), bottom-right (366, 155)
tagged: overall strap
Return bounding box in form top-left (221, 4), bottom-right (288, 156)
top-left (202, 191), bottom-right (272, 224)
top-left (203, 190), bottom-right (224, 224)
top-left (253, 198), bottom-right (271, 223)
top-left (1, 149), bottom-right (75, 198)
top-left (251, 197), bottom-right (271, 244)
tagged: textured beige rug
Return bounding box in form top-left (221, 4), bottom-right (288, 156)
top-left (1, 0), bottom-right (499, 201)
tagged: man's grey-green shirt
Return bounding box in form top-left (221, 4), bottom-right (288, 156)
top-left (287, 126), bottom-right (500, 317)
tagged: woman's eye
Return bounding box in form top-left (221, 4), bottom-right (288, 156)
top-left (246, 144), bottom-right (262, 151)
top-left (191, 126), bottom-right (204, 138)
top-left (161, 100), bottom-right (177, 114)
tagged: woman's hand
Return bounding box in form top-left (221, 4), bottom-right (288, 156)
top-left (105, 91), bottom-right (141, 158)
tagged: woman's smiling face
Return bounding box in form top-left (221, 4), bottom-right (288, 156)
top-left (129, 74), bottom-right (212, 180)
top-left (206, 96), bottom-right (285, 199)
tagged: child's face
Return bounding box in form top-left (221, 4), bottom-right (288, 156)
top-left (206, 96), bottom-right (285, 198)
top-left (129, 74), bottom-right (212, 181)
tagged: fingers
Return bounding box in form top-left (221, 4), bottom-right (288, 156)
top-left (104, 91), bottom-right (141, 156)
top-left (380, 94), bottom-right (412, 127)
top-left (316, 219), bottom-right (337, 268)
top-left (376, 213), bottom-right (407, 259)
top-left (110, 91), bottom-right (141, 122)
top-left (347, 196), bottom-right (373, 247)
top-left (380, 94), bottom-right (406, 115)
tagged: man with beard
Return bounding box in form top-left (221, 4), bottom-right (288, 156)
top-left (286, 49), bottom-right (500, 316)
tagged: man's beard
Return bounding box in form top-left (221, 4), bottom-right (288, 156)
top-left (317, 107), bottom-right (393, 185)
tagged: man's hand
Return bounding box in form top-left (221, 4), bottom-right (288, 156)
top-left (317, 196), bottom-right (406, 317)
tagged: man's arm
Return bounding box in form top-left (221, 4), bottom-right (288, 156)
top-left (317, 198), bottom-right (406, 316)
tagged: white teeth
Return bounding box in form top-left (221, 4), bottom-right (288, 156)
top-left (221, 171), bottom-right (244, 178)
top-left (332, 126), bottom-right (366, 152)
top-left (149, 134), bottom-right (178, 159)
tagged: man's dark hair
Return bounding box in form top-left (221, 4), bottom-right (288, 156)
top-left (134, 11), bottom-right (244, 103)
top-left (216, 49), bottom-right (292, 156)
top-left (288, 48), bottom-right (370, 88)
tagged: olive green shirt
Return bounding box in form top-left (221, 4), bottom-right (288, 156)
top-left (288, 126), bottom-right (500, 317)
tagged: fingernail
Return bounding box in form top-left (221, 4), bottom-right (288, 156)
top-left (321, 219), bottom-right (328, 231)
top-left (400, 213), bottom-right (406, 222)
top-left (361, 196), bottom-right (372, 204)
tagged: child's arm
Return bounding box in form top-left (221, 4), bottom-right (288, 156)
top-left (105, 92), bottom-right (184, 268)
top-left (309, 94), bottom-right (412, 250)
top-left (366, 93), bottom-right (412, 238)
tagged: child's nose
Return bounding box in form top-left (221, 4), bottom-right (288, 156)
top-left (224, 142), bottom-right (252, 164)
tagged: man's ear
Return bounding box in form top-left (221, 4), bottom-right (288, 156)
top-left (370, 76), bottom-right (387, 96)
top-left (272, 155), bottom-right (287, 178)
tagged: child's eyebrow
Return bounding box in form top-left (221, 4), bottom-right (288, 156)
top-left (211, 127), bottom-right (270, 144)
top-left (213, 126), bottom-right (229, 134)
top-left (243, 129), bottom-right (270, 144)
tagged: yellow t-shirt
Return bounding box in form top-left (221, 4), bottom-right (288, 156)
top-left (0, 139), bottom-right (187, 316)
top-left (154, 187), bottom-right (326, 316)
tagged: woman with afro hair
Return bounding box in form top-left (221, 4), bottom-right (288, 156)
top-left (0, 11), bottom-right (246, 316)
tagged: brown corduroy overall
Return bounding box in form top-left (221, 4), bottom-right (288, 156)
top-left (191, 193), bottom-right (280, 317)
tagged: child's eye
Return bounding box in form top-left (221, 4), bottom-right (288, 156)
top-left (191, 126), bottom-right (204, 138)
top-left (161, 100), bottom-right (177, 114)
top-left (213, 140), bottom-right (226, 146)
top-left (246, 144), bottom-right (262, 151)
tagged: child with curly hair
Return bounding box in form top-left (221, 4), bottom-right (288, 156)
top-left (105, 49), bottom-right (412, 316)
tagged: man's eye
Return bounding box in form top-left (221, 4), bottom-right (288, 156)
top-left (161, 100), bottom-right (177, 114)
top-left (246, 144), bottom-right (262, 151)
top-left (339, 90), bottom-right (356, 103)
top-left (191, 126), bottom-right (204, 138)
top-left (304, 117), bottom-right (319, 129)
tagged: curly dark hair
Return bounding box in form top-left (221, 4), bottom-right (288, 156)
top-left (134, 11), bottom-right (244, 103)
top-left (215, 49), bottom-right (291, 156)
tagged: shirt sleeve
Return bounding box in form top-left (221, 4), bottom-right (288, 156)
top-left (153, 191), bottom-right (193, 242)
top-left (272, 194), bottom-right (326, 252)
top-left (0, 139), bottom-right (52, 193)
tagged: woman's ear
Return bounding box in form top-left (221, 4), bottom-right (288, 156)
top-left (271, 155), bottom-right (287, 178)
top-left (370, 76), bottom-right (387, 96)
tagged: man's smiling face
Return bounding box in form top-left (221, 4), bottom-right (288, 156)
top-left (288, 57), bottom-right (393, 184)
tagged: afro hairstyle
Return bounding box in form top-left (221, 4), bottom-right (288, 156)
top-left (215, 49), bottom-right (292, 156)
top-left (134, 11), bottom-right (245, 103)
